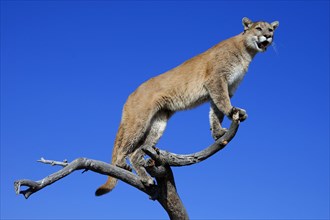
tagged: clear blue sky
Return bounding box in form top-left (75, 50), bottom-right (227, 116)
top-left (1, 1), bottom-right (329, 219)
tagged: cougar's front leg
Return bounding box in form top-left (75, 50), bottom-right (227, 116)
top-left (206, 76), bottom-right (233, 119)
top-left (209, 101), bottom-right (227, 140)
top-left (205, 76), bottom-right (247, 123)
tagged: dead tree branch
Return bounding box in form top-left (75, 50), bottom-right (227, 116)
top-left (14, 112), bottom-right (241, 219)
top-left (15, 158), bottom-right (152, 199)
top-left (142, 115), bottom-right (240, 166)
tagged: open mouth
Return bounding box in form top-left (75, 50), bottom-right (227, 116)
top-left (256, 41), bottom-right (270, 50)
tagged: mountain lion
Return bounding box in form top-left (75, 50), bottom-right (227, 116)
top-left (95, 17), bottom-right (279, 196)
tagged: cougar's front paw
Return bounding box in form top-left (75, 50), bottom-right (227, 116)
top-left (211, 127), bottom-right (228, 140)
top-left (230, 107), bottom-right (248, 122)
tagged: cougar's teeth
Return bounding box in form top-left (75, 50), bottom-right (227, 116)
top-left (259, 36), bottom-right (267, 42)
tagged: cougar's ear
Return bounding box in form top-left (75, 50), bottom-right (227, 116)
top-left (271, 21), bottom-right (279, 30)
top-left (242, 17), bottom-right (253, 31)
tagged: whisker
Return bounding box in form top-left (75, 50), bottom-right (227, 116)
top-left (271, 42), bottom-right (279, 55)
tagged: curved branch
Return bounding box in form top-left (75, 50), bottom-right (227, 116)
top-left (144, 113), bottom-right (240, 166)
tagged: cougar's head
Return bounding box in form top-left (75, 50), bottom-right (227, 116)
top-left (242, 17), bottom-right (279, 52)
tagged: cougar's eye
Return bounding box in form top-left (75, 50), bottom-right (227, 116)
top-left (256, 27), bottom-right (262, 31)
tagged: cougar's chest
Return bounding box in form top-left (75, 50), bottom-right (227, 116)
top-left (227, 63), bottom-right (248, 96)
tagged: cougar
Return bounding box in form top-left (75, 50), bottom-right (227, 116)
top-left (95, 17), bottom-right (279, 196)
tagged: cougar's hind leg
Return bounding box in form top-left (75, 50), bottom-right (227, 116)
top-left (115, 112), bottom-right (154, 172)
top-left (115, 152), bottom-right (132, 172)
top-left (112, 123), bottom-right (133, 171)
top-left (129, 110), bottom-right (171, 186)
top-left (130, 149), bottom-right (154, 186)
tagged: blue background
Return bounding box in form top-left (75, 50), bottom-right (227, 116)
top-left (1, 1), bottom-right (329, 219)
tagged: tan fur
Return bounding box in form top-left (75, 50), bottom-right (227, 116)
top-left (95, 17), bottom-right (279, 196)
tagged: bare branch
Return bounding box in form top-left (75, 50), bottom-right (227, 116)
top-left (145, 112), bottom-right (240, 166)
top-left (15, 158), bottom-right (154, 199)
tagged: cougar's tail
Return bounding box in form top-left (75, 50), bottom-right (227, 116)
top-left (95, 124), bottom-right (124, 196)
top-left (95, 151), bottom-right (119, 196)
top-left (95, 176), bottom-right (118, 196)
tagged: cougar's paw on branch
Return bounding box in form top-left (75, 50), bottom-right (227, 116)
top-left (230, 107), bottom-right (248, 122)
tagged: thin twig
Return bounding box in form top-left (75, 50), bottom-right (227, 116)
top-left (37, 157), bottom-right (68, 167)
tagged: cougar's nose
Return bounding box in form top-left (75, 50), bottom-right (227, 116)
top-left (264, 34), bottom-right (271, 39)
